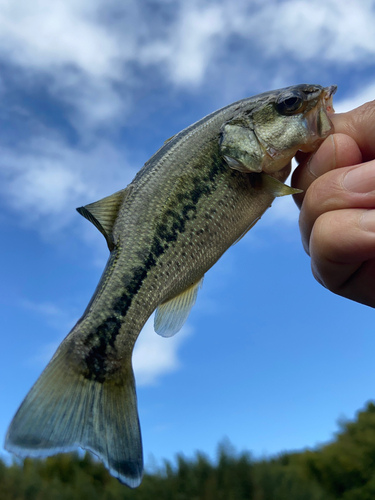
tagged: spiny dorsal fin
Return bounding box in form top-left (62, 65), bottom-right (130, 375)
top-left (261, 173), bottom-right (302, 197)
top-left (154, 277), bottom-right (204, 338)
top-left (77, 186), bottom-right (133, 251)
top-left (164, 134), bottom-right (176, 144)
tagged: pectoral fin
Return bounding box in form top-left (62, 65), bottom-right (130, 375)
top-left (154, 278), bottom-right (204, 337)
top-left (261, 173), bottom-right (303, 197)
top-left (224, 155), bottom-right (260, 173)
top-left (77, 186), bottom-right (133, 251)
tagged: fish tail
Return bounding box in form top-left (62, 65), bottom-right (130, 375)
top-left (4, 347), bottom-right (143, 488)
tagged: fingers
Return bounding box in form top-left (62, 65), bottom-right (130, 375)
top-left (310, 208), bottom-right (375, 307)
top-left (292, 99), bottom-right (375, 205)
top-left (292, 133), bottom-right (363, 210)
top-left (331, 101), bottom-right (375, 161)
top-left (298, 159), bottom-right (375, 254)
top-left (290, 100), bottom-right (375, 307)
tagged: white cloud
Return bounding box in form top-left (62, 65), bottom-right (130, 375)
top-left (0, 0), bottom-right (374, 128)
top-left (0, 0), bottom-right (122, 76)
top-left (49, 71), bottom-right (129, 130)
top-left (0, 0), bottom-right (136, 129)
top-left (335, 82), bottom-right (375, 113)
top-left (133, 316), bottom-right (191, 386)
top-left (138, 0), bottom-right (375, 87)
top-left (245, 0), bottom-right (375, 63)
top-left (1, 0), bottom-right (375, 236)
top-left (1, 69), bottom-right (372, 238)
top-left (0, 134), bottom-right (136, 231)
top-left (140, 3), bottom-right (225, 86)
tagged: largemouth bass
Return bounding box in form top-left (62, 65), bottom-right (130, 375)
top-left (5, 84), bottom-right (336, 487)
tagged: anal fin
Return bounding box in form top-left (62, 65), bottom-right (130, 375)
top-left (154, 278), bottom-right (204, 337)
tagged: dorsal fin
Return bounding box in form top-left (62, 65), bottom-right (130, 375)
top-left (77, 186), bottom-right (133, 251)
top-left (154, 278), bottom-right (204, 337)
top-left (164, 134), bottom-right (176, 144)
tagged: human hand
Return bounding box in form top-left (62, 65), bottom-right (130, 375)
top-left (292, 101), bottom-right (375, 307)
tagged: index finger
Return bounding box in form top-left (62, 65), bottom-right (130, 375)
top-left (292, 133), bottom-right (363, 210)
top-left (292, 100), bottom-right (375, 209)
top-left (331, 100), bottom-right (375, 161)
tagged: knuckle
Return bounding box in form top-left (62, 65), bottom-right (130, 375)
top-left (311, 209), bottom-right (366, 265)
top-left (346, 101), bottom-right (375, 153)
top-left (303, 173), bottom-right (342, 220)
top-left (310, 212), bottom-right (353, 263)
top-left (357, 100), bottom-right (375, 124)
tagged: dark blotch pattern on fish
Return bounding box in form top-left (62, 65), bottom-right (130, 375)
top-left (83, 154), bottom-right (227, 382)
top-left (84, 315), bottom-right (122, 383)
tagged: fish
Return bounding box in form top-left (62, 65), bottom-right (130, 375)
top-left (5, 84), bottom-right (337, 488)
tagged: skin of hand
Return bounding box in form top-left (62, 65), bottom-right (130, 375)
top-left (291, 100), bottom-right (375, 308)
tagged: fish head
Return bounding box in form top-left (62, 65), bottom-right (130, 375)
top-left (220, 84), bottom-right (337, 175)
top-left (252, 84), bottom-right (337, 174)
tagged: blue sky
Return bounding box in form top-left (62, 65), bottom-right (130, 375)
top-left (2, 0), bottom-right (375, 470)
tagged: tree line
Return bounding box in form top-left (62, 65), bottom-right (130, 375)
top-left (2, 402), bottom-right (375, 500)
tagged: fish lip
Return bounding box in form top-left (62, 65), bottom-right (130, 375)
top-left (324, 85), bottom-right (337, 99)
top-left (300, 85), bottom-right (337, 152)
top-left (322, 84), bottom-right (337, 114)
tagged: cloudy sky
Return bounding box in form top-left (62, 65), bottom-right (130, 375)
top-left (2, 0), bottom-right (375, 470)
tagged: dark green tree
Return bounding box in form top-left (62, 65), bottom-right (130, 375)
top-left (302, 402), bottom-right (375, 499)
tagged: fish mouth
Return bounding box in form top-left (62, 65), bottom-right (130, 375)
top-left (323, 85), bottom-right (337, 112)
top-left (300, 85), bottom-right (337, 152)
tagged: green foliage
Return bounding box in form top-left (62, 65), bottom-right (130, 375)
top-left (252, 460), bottom-right (331, 500)
top-left (2, 402), bottom-right (375, 499)
top-left (302, 402), bottom-right (375, 499)
top-left (156, 445), bottom-right (254, 500)
top-left (0, 453), bottom-right (121, 500)
top-left (0, 449), bottom-right (324, 500)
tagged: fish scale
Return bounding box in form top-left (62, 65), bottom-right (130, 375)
top-left (5, 83), bottom-right (337, 488)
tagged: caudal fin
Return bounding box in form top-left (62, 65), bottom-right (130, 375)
top-left (4, 347), bottom-right (143, 488)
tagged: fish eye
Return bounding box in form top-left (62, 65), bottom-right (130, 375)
top-left (275, 92), bottom-right (304, 115)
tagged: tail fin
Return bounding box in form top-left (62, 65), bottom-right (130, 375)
top-left (4, 347), bottom-right (143, 488)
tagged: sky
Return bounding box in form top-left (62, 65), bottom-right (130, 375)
top-left (1, 0), bottom-right (375, 472)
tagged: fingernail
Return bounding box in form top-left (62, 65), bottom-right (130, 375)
top-left (343, 164), bottom-right (375, 193)
top-left (308, 135), bottom-right (335, 178)
top-left (360, 210), bottom-right (375, 232)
